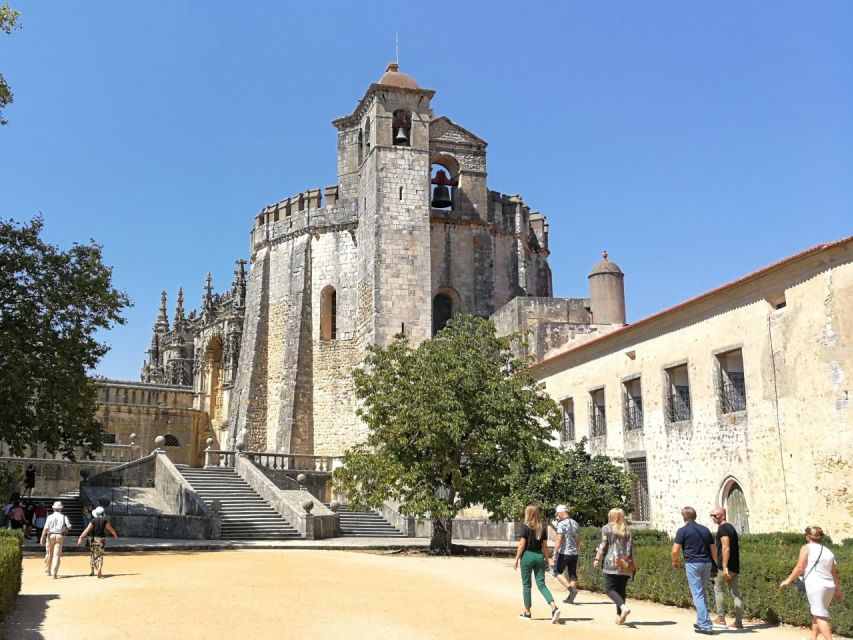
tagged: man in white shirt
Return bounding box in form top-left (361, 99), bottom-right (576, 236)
top-left (40, 501), bottom-right (71, 578)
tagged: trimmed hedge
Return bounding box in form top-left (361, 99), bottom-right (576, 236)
top-left (573, 528), bottom-right (851, 636)
top-left (0, 529), bottom-right (22, 621)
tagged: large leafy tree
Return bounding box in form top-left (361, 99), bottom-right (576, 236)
top-left (0, 216), bottom-right (130, 458)
top-left (0, 3), bottom-right (20, 126)
top-left (333, 313), bottom-right (562, 553)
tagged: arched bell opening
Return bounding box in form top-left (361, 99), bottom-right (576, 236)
top-left (430, 154), bottom-right (460, 211)
top-left (392, 109), bottom-right (411, 147)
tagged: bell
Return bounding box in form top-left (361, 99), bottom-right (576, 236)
top-left (431, 185), bottom-right (452, 208)
top-left (394, 126), bottom-right (409, 145)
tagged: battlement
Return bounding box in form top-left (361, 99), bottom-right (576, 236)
top-left (485, 191), bottom-right (549, 250)
top-left (250, 184), bottom-right (358, 249)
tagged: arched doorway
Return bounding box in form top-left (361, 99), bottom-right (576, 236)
top-left (432, 293), bottom-right (454, 336)
top-left (721, 478), bottom-right (749, 534)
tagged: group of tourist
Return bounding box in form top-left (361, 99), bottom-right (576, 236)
top-left (515, 504), bottom-right (843, 639)
top-left (39, 501), bottom-right (119, 580)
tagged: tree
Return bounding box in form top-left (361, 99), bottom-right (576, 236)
top-left (0, 4), bottom-right (20, 126)
top-left (497, 438), bottom-right (635, 526)
top-left (333, 313), bottom-right (562, 553)
top-left (0, 216), bottom-right (130, 458)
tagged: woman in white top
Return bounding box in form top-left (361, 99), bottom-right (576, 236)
top-left (779, 526), bottom-right (843, 640)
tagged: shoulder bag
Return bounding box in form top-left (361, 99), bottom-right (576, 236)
top-left (795, 545), bottom-right (823, 595)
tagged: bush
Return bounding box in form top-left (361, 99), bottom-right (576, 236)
top-left (0, 529), bottom-right (22, 621)
top-left (574, 528), bottom-right (852, 636)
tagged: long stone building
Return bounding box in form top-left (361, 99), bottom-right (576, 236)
top-left (531, 237), bottom-right (853, 539)
top-left (138, 63), bottom-right (626, 457)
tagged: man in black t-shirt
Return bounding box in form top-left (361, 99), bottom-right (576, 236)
top-left (711, 507), bottom-right (744, 629)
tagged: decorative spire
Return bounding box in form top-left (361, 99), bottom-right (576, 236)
top-left (154, 290), bottom-right (169, 332)
top-left (173, 286), bottom-right (185, 327)
top-left (203, 272), bottom-right (214, 312)
top-left (232, 259), bottom-right (247, 305)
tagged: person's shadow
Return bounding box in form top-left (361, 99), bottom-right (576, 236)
top-left (624, 620), bottom-right (677, 628)
top-left (0, 593), bottom-right (57, 640)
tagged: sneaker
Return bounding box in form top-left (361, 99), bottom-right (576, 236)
top-left (618, 607), bottom-right (631, 625)
top-left (728, 622), bottom-right (744, 630)
top-left (518, 612), bottom-right (531, 621)
top-left (694, 629), bottom-right (715, 635)
top-left (551, 608), bottom-right (561, 624)
top-left (568, 587), bottom-right (579, 604)
top-left (713, 621), bottom-right (728, 629)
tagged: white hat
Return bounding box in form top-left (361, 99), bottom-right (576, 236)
top-left (555, 504), bottom-right (568, 514)
top-left (52, 501), bottom-right (63, 511)
top-left (92, 506), bottom-right (105, 517)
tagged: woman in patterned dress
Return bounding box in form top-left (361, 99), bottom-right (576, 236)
top-left (76, 506), bottom-right (118, 578)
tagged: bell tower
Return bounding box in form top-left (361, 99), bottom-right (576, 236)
top-left (334, 63), bottom-right (435, 348)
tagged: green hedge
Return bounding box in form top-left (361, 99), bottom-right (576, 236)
top-left (0, 529), bottom-right (22, 621)
top-left (574, 528), bottom-right (851, 636)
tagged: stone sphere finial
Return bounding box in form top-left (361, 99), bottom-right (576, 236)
top-left (602, 250), bottom-right (608, 260)
top-left (206, 437), bottom-right (214, 448)
top-left (296, 473), bottom-right (307, 488)
top-left (302, 499), bottom-right (314, 513)
top-left (235, 439), bottom-right (246, 453)
top-left (154, 435), bottom-right (165, 449)
top-left (329, 500), bottom-right (340, 513)
top-left (129, 433), bottom-right (137, 442)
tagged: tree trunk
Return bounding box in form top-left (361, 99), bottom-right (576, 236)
top-left (430, 517), bottom-right (453, 554)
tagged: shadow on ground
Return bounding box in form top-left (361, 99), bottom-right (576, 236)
top-left (1, 593), bottom-right (57, 640)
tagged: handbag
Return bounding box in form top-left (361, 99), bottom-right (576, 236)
top-left (795, 545), bottom-right (823, 595)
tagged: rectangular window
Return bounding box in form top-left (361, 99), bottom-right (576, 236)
top-left (589, 388), bottom-right (606, 437)
top-left (560, 398), bottom-right (575, 444)
top-left (628, 457), bottom-right (651, 522)
top-left (717, 348), bottom-right (746, 413)
top-left (622, 377), bottom-right (643, 431)
top-left (664, 363), bottom-right (691, 423)
top-left (102, 433), bottom-right (117, 444)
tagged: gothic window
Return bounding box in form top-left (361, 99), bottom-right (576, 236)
top-left (392, 109), bottom-right (411, 146)
top-left (364, 118), bottom-right (371, 155)
top-left (163, 434), bottom-right (180, 447)
top-left (432, 293), bottom-right (453, 336)
top-left (321, 286), bottom-right (337, 340)
top-left (357, 129), bottom-right (363, 165)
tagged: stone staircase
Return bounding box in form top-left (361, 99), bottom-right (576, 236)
top-left (334, 504), bottom-right (406, 537)
top-left (25, 492), bottom-right (84, 534)
top-left (178, 467), bottom-right (301, 540)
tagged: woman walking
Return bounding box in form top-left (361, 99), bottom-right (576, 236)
top-left (514, 504), bottom-right (560, 623)
top-left (594, 507), bottom-right (637, 625)
top-left (779, 526), bottom-right (842, 640)
top-left (76, 506), bottom-right (118, 578)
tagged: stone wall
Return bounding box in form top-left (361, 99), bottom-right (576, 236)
top-left (532, 241), bottom-right (853, 539)
top-left (1, 458), bottom-right (119, 496)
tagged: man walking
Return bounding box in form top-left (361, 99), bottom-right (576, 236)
top-left (711, 507), bottom-right (744, 630)
top-left (551, 505), bottom-right (581, 603)
top-left (40, 501), bottom-right (71, 579)
top-left (672, 506), bottom-right (718, 634)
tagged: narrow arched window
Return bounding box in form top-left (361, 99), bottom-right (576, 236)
top-left (364, 118), bottom-right (371, 155)
top-left (432, 293), bottom-right (453, 336)
top-left (357, 129), bottom-right (363, 165)
top-left (321, 286), bottom-right (337, 340)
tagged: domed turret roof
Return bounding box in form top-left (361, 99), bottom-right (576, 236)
top-left (378, 62), bottom-right (419, 89)
top-left (589, 250), bottom-right (623, 276)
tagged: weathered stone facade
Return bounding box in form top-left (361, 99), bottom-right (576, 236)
top-left (531, 237), bottom-right (853, 539)
top-left (139, 64), bottom-right (621, 456)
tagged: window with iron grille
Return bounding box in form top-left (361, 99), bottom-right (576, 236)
top-left (622, 377), bottom-right (643, 431)
top-left (589, 389), bottom-right (606, 437)
top-left (163, 434), bottom-right (180, 447)
top-left (717, 349), bottom-right (747, 413)
top-left (102, 433), bottom-right (117, 444)
top-left (628, 457), bottom-right (651, 522)
top-left (664, 364), bottom-right (691, 423)
top-left (560, 398), bottom-right (575, 443)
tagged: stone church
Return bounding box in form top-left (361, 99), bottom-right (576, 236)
top-left (140, 63), bottom-right (627, 457)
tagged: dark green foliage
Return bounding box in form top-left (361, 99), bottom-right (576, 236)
top-left (497, 437), bottom-right (634, 526)
top-left (0, 529), bottom-right (22, 621)
top-left (0, 216), bottom-right (130, 458)
top-left (571, 528), bottom-right (851, 635)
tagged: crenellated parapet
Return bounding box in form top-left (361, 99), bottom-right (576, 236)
top-left (250, 184), bottom-right (358, 250)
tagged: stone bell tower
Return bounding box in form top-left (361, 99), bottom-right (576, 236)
top-left (333, 63), bottom-right (435, 348)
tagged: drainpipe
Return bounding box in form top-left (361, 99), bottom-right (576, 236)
top-left (767, 312), bottom-right (791, 529)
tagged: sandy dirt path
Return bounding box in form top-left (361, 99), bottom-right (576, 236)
top-left (2, 550), bottom-right (832, 640)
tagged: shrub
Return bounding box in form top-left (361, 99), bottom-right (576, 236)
top-left (574, 528), bottom-right (852, 636)
top-left (0, 529), bottom-right (22, 621)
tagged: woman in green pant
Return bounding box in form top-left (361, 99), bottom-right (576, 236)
top-left (514, 504), bottom-right (561, 623)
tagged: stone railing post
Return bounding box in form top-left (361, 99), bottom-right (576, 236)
top-left (153, 435), bottom-right (166, 455)
top-left (303, 498), bottom-right (314, 540)
top-left (129, 433), bottom-right (137, 461)
top-left (204, 438), bottom-right (214, 468)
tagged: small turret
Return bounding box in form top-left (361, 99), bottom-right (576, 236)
top-left (588, 250), bottom-right (626, 325)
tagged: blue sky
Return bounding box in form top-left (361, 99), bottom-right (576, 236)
top-left (2, 2), bottom-right (851, 380)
